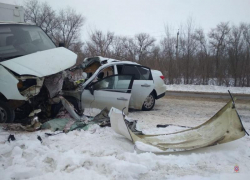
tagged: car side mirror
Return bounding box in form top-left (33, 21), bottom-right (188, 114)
top-left (89, 85), bottom-right (94, 95)
top-left (58, 42), bottom-right (65, 47)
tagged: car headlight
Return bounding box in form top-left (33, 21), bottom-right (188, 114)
top-left (16, 76), bottom-right (44, 98)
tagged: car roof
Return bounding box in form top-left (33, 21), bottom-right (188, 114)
top-left (83, 56), bottom-right (139, 67)
top-left (98, 60), bottom-right (140, 70)
top-left (107, 61), bottom-right (139, 65)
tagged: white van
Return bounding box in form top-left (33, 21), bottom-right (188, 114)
top-left (0, 21), bottom-right (77, 122)
top-left (0, 2), bottom-right (24, 23)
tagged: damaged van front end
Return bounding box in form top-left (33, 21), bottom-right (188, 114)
top-left (0, 23), bottom-right (77, 123)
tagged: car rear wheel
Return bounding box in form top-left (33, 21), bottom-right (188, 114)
top-left (142, 93), bottom-right (155, 111)
top-left (0, 100), bottom-right (15, 123)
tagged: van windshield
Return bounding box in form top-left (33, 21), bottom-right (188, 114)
top-left (0, 24), bottom-right (56, 62)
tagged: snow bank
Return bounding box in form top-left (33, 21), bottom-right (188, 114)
top-left (1, 98), bottom-right (250, 180)
top-left (167, 84), bottom-right (250, 94)
top-left (1, 125), bottom-right (249, 180)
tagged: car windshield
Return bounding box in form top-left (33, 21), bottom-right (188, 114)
top-left (0, 24), bottom-right (56, 62)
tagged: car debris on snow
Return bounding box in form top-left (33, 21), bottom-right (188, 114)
top-left (2, 98), bottom-right (110, 133)
top-left (2, 90), bottom-right (248, 154)
top-left (2, 116), bottom-right (41, 132)
top-left (1, 94), bottom-right (249, 180)
top-left (41, 106), bottom-right (110, 133)
top-left (109, 93), bottom-right (249, 153)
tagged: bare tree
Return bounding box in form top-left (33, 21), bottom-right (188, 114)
top-left (193, 28), bottom-right (210, 84)
top-left (179, 18), bottom-right (198, 84)
top-left (242, 24), bottom-right (250, 86)
top-left (134, 33), bottom-right (156, 63)
top-left (54, 8), bottom-right (85, 49)
top-left (24, 0), bottom-right (58, 37)
top-left (24, 0), bottom-right (85, 51)
top-left (85, 30), bottom-right (114, 57)
top-left (111, 36), bottom-right (130, 60)
top-left (23, 1), bottom-right (250, 87)
top-left (209, 22), bottom-right (230, 83)
top-left (149, 45), bottom-right (161, 70)
top-left (228, 24), bottom-right (244, 86)
top-left (161, 26), bottom-right (176, 84)
top-left (122, 37), bottom-right (138, 62)
top-left (24, 0), bottom-right (40, 24)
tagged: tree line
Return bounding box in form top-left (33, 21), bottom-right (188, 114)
top-left (24, 0), bottom-right (250, 87)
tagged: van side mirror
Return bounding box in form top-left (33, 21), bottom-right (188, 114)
top-left (59, 42), bottom-right (65, 47)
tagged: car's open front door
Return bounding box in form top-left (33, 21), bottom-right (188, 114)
top-left (118, 65), bottom-right (154, 110)
top-left (84, 75), bottom-right (134, 114)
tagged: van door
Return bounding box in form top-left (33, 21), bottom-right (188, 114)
top-left (117, 65), bottom-right (154, 110)
top-left (82, 74), bottom-right (134, 114)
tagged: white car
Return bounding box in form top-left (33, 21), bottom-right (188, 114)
top-left (64, 57), bottom-right (167, 114)
top-left (0, 22), bottom-right (77, 123)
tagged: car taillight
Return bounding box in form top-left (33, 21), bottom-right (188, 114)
top-left (160, 76), bottom-right (165, 80)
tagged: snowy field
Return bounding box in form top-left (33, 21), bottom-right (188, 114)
top-left (167, 84), bottom-right (250, 94)
top-left (1, 96), bottom-right (250, 180)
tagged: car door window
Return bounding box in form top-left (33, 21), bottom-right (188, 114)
top-left (92, 75), bottom-right (133, 93)
top-left (119, 65), bottom-right (140, 80)
top-left (117, 65), bottom-right (152, 80)
top-left (137, 66), bottom-right (151, 80)
top-left (100, 66), bottom-right (114, 78)
top-left (93, 66), bottom-right (114, 82)
top-left (117, 65), bottom-right (123, 74)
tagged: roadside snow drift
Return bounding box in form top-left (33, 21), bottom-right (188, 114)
top-left (0, 97), bottom-right (250, 180)
top-left (167, 84), bottom-right (250, 94)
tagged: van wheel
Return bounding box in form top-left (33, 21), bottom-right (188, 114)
top-left (0, 100), bottom-right (15, 123)
top-left (142, 93), bottom-right (155, 111)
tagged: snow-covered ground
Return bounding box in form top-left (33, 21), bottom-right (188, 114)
top-left (167, 84), bottom-right (250, 94)
top-left (0, 97), bottom-right (250, 180)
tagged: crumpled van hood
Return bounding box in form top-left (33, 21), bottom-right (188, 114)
top-left (0, 47), bottom-right (77, 77)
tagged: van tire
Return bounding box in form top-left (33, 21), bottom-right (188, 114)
top-left (142, 93), bottom-right (155, 111)
top-left (0, 100), bottom-right (15, 123)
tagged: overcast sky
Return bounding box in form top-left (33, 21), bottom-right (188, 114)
top-left (1, 0), bottom-right (250, 41)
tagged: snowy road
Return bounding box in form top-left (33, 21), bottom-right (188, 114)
top-left (1, 96), bottom-right (250, 180)
top-left (166, 91), bottom-right (250, 100)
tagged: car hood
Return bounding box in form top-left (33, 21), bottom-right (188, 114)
top-left (0, 47), bottom-right (77, 77)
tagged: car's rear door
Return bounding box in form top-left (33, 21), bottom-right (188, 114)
top-left (83, 74), bottom-right (134, 114)
top-left (117, 65), bottom-right (154, 110)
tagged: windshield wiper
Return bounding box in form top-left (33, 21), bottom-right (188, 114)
top-left (1, 55), bottom-right (25, 61)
